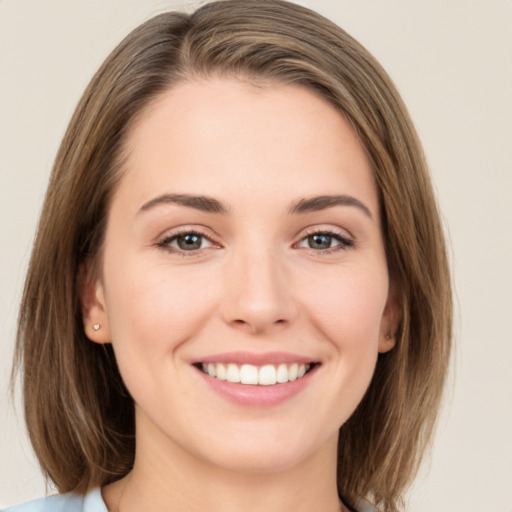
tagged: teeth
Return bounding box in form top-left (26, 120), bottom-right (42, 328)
top-left (240, 364), bottom-right (259, 384)
top-left (276, 363), bottom-right (288, 383)
top-left (200, 362), bottom-right (311, 385)
top-left (216, 363), bottom-right (227, 381)
top-left (259, 365), bottom-right (277, 385)
top-left (226, 363), bottom-right (241, 383)
top-left (288, 363), bottom-right (298, 382)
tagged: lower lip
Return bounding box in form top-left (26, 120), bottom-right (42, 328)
top-left (195, 366), bottom-right (317, 407)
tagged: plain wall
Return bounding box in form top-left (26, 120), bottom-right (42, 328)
top-left (1, 1), bottom-right (511, 510)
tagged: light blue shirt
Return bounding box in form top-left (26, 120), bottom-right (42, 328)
top-left (2, 487), bottom-right (379, 512)
top-left (1, 488), bottom-right (107, 512)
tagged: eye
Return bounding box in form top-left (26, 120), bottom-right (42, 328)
top-left (296, 230), bottom-right (354, 253)
top-left (157, 230), bottom-right (217, 254)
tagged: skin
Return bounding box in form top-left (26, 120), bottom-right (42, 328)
top-left (83, 78), bottom-right (397, 512)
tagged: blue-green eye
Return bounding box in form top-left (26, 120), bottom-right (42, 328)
top-left (297, 231), bottom-right (353, 252)
top-left (308, 233), bottom-right (335, 250)
top-left (175, 233), bottom-right (204, 250)
top-left (158, 231), bottom-right (214, 252)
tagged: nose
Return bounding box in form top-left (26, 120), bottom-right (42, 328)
top-left (220, 245), bottom-right (298, 335)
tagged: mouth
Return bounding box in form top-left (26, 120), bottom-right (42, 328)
top-left (194, 361), bottom-right (318, 386)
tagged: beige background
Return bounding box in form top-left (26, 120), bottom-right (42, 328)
top-left (1, 1), bottom-right (511, 510)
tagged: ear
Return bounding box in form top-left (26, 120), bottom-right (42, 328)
top-left (378, 285), bottom-right (401, 354)
top-left (79, 263), bottom-right (112, 344)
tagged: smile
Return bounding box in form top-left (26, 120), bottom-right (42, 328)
top-left (199, 362), bottom-right (313, 386)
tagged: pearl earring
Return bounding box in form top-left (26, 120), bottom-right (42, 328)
top-left (93, 324), bottom-right (101, 331)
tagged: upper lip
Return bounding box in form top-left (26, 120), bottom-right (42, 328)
top-left (194, 351), bottom-right (317, 366)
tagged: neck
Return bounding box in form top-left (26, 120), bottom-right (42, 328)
top-left (103, 414), bottom-right (344, 512)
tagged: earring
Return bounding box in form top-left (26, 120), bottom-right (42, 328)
top-left (385, 332), bottom-right (393, 339)
top-left (93, 324), bottom-right (101, 331)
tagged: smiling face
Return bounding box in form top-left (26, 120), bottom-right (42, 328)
top-left (83, 78), bottom-right (397, 476)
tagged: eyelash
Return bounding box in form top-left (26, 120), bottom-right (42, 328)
top-left (298, 228), bottom-right (354, 254)
top-left (156, 228), bottom-right (354, 257)
top-left (156, 229), bottom-right (218, 257)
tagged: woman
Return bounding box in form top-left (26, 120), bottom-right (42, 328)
top-left (7, 1), bottom-right (452, 511)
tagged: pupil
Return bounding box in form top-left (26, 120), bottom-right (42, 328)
top-left (309, 234), bottom-right (331, 249)
top-left (178, 234), bottom-right (201, 250)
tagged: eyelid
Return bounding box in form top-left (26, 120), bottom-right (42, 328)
top-left (294, 226), bottom-right (355, 254)
top-left (156, 226), bottom-right (222, 255)
top-left (155, 224), bottom-right (355, 257)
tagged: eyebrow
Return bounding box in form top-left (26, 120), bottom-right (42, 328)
top-left (138, 193), bottom-right (228, 214)
top-left (288, 195), bottom-right (373, 218)
top-left (137, 193), bottom-right (372, 218)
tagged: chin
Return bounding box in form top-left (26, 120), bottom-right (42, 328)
top-left (195, 428), bottom-right (335, 475)
top-left (210, 449), bottom-right (308, 475)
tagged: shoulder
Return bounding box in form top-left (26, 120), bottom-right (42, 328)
top-left (2, 487), bottom-right (106, 512)
top-left (2, 493), bottom-right (84, 512)
top-left (355, 499), bottom-right (381, 512)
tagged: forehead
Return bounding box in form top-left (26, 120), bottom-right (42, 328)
top-left (117, 77), bottom-right (378, 216)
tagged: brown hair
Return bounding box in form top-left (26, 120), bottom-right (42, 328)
top-left (14, 1), bottom-right (452, 511)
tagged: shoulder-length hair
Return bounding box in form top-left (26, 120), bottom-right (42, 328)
top-left (14, 1), bottom-right (452, 511)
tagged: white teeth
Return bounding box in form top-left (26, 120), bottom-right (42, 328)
top-left (259, 364), bottom-right (277, 386)
top-left (200, 362), bottom-right (312, 385)
top-left (240, 364), bottom-right (259, 384)
top-left (216, 363), bottom-right (227, 381)
top-left (226, 363), bottom-right (241, 383)
top-left (288, 363), bottom-right (298, 381)
top-left (276, 363), bottom-right (288, 383)
top-left (207, 363), bottom-right (216, 377)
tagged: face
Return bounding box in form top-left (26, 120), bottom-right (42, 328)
top-left (84, 78), bottom-right (396, 475)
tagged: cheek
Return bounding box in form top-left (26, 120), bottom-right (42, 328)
top-left (290, 265), bottom-right (389, 430)
top-left (303, 266), bottom-right (389, 350)
top-left (103, 257), bottom-right (218, 362)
